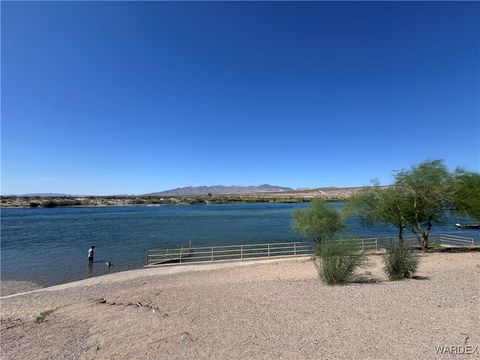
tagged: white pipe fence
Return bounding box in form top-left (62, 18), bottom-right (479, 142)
top-left (146, 241), bottom-right (313, 267)
top-left (145, 234), bottom-right (475, 267)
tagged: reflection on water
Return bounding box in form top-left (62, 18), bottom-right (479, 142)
top-left (86, 262), bottom-right (93, 278)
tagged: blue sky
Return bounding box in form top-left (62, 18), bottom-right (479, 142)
top-left (2, 2), bottom-right (479, 195)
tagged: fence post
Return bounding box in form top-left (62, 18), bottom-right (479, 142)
top-left (165, 249), bottom-right (168, 260)
top-left (294, 242), bottom-right (297, 255)
top-left (145, 249), bottom-right (148, 266)
top-left (361, 239), bottom-right (365, 252)
top-left (268, 244), bottom-right (270, 258)
top-left (375, 238), bottom-right (378, 251)
top-left (179, 246), bottom-right (183, 264)
top-left (211, 247), bottom-right (214, 262)
top-left (241, 245), bottom-right (243, 260)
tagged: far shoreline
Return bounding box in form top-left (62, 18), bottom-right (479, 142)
top-left (1, 187), bottom-right (362, 208)
top-left (0, 196), bottom-right (347, 209)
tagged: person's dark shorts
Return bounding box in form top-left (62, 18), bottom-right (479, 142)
top-left (88, 256), bottom-right (93, 263)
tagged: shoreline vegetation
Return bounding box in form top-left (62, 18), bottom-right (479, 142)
top-left (0, 187), bottom-right (363, 208)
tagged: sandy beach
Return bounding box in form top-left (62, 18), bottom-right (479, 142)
top-left (1, 252), bottom-right (479, 359)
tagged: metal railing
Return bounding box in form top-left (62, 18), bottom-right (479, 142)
top-left (146, 241), bottom-right (313, 267)
top-left (437, 234), bottom-right (475, 247)
top-left (145, 239), bottom-right (378, 267)
top-left (145, 233), bottom-right (475, 267)
top-left (336, 237), bottom-right (378, 252)
top-left (382, 233), bottom-right (475, 247)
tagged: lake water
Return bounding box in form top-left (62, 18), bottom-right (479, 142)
top-left (1, 203), bottom-right (478, 287)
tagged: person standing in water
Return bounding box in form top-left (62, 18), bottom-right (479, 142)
top-left (88, 246), bottom-right (95, 263)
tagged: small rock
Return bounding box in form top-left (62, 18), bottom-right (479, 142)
top-left (180, 332), bottom-right (193, 342)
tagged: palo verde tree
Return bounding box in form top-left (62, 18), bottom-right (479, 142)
top-left (294, 200), bottom-right (369, 284)
top-left (345, 160), bottom-right (479, 252)
top-left (452, 171), bottom-right (480, 222)
top-left (394, 160), bottom-right (456, 252)
top-left (292, 200), bottom-right (344, 250)
top-left (343, 183), bottom-right (415, 243)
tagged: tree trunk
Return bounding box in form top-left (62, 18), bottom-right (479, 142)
top-left (421, 232), bottom-right (429, 253)
top-left (421, 223), bottom-right (432, 253)
top-left (414, 233), bottom-right (422, 251)
top-left (398, 226), bottom-right (404, 244)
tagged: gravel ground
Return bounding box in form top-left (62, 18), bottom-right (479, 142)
top-left (1, 253), bottom-right (479, 359)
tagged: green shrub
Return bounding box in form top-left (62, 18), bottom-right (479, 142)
top-left (42, 200), bottom-right (58, 208)
top-left (35, 309), bottom-right (54, 324)
top-left (186, 198), bottom-right (207, 205)
top-left (384, 243), bottom-right (418, 280)
top-left (315, 240), bottom-right (367, 285)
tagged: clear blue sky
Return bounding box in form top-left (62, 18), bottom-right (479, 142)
top-left (2, 2), bottom-right (479, 195)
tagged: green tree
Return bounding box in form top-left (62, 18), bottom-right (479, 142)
top-left (345, 160), bottom-right (478, 252)
top-left (292, 200), bottom-right (344, 248)
top-left (343, 184), bottom-right (414, 243)
top-left (452, 171), bottom-right (480, 222)
top-left (394, 160), bottom-right (455, 252)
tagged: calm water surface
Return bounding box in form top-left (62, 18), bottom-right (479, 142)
top-left (1, 203), bottom-right (478, 286)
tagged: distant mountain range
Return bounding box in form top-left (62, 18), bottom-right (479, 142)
top-left (5, 185), bottom-right (370, 198)
top-left (145, 184), bottom-right (293, 196)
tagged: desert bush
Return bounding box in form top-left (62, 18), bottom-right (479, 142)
top-left (42, 200), bottom-right (58, 208)
top-left (35, 309), bottom-right (54, 324)
top-left (384, 243), bottom-right (418, 280)
top-left (186, 197), bottom-right (207, 205)
top-left (315, 240), bottom-right (367, 285)
top-left (52, 199), bottom-right (83, 207)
